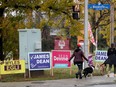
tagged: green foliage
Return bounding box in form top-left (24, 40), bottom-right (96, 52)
top-left (70, 36), bottom-right (77, 49)
top-left (69, 20), bottom-right (84, 36)
top-left (42, 38), bottom-right (54, 51)
top-left (1, 15), bottom-right (23, 58)
top-left (2, 0), bottom-right (115, 57)
top-left (88, 0), bottom-right (116, 47)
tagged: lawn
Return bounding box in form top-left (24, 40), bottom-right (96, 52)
top-left (0, 64), bottom-right (104, 82)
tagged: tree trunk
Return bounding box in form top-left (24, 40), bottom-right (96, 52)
top-left (0, 8), bottom-right (5, 61)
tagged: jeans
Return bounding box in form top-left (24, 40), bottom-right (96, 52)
top-left (114, 65), bottom-right (116, 74)
top-left (109, 64), bottom-right (112, 71)
top-left (76, 62), bottom-right (83, 78)
top-left (108, 64), bottom-right (116, 75)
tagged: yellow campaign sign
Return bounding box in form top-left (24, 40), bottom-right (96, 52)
top-left (0, 60), bottom-right (25, 75)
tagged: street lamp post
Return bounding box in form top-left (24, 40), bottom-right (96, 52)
top-left (110, 1), bottom-right (114, 44)
top-left (84, 0), bottom-right (89, 68)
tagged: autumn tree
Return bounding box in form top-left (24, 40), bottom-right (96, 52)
top-left (1, 0), bottom-right (116, 59)
top-left (88, 0), bottom-right (116, 49)
top-left (0, 0), bottom-right (85, 60)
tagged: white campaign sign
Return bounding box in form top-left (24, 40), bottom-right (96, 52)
top-left (95, 50), bottom-right (108, 62)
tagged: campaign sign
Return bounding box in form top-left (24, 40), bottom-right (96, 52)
top-left (28, 52), bottom-right (51, 70)
top-left (0, 60), bottom-right (25, 75)
top-left (52, 50), bottom-right (71, 68)
top-left (88, 54), bottom-right (93, 66)
top-left (95, 50), bottom-right (108, 62)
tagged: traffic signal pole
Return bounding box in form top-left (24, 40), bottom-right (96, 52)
top-left (110, 2), bottom-right (114, 44)
top-left (73, 0), bottom-right (88, 68)
top-left (84, 0), bottom-right (89, 68)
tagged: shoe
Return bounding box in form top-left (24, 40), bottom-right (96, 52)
top-left (79, 77), bottom-right (82, 79)
top-left (76, 75), bottom-right (78, 79)
top-left (79, 74), bottom-right (82, 79)
top-left (75, 74), bottom-right (78, 79)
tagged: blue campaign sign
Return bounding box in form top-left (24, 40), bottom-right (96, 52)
top-left (28, 52), bottom-right (51, 70)
top-left (88, 4), bottom-right (110, 10)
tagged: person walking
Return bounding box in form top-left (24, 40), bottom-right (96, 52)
top-left (104, 43), bottom-right (116, 77)
top-left (68, 44), bottom-right (88, 79)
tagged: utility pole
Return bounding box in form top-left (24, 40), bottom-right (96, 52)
top-left (110, 1), bottom-right (114, 45)
top-left (84, 0), bottom-right (88, 68)
top-left (73, 0), bottom-right (88, 68)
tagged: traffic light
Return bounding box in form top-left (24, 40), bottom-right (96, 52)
top-left (72, 5), bottom-right (80, 20)
top-left (0, 29), bottom-right (4, 61)
top-left (72, 12), bottom-right (79, 19)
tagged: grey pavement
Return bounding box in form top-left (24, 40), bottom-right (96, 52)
top-left (0, 76), bottom-right (116, 87)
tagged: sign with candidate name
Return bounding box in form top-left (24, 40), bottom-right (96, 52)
top-left (28, 52), bottom-right (51, 70)
top-left (0, 60), bottom-right (25, 75)
top-left (52, 50), bottom-right (71, 68)
top-left (95, 50), bottom-right (108, 62)
top-left (88, 4), bottom-right (110, 10)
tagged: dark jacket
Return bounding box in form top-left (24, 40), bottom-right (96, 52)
top-left (69, 48), bottom-right (88, 64)
top-left (104, 47), bottom-right (116, 65)
top-left (107, 48), bottom-right (115, 56)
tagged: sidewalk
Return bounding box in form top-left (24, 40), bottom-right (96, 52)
top-left (0, 75), bottom-right (116, 87)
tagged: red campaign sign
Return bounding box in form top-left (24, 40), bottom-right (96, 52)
top-left (52, 50), bottom-right (71, 68)
top-left (54, 40), bottom-right (70, 50)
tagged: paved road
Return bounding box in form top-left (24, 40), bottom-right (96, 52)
top-left (86, 84), bottom-right (116, 87)
top-left (0, 76), bottom-right (116, 87)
